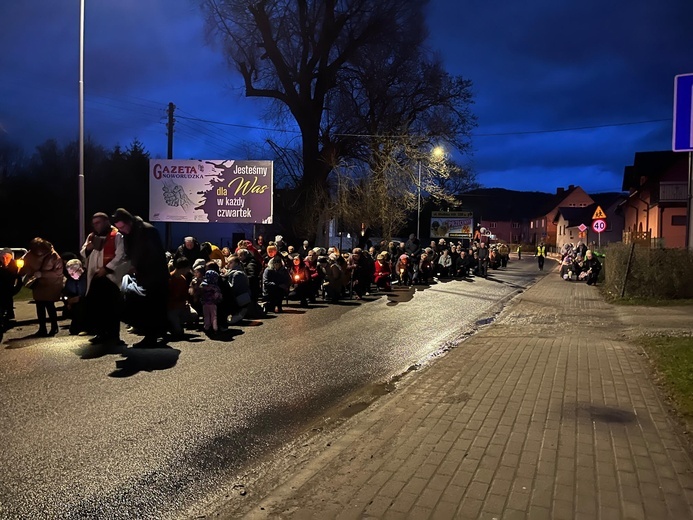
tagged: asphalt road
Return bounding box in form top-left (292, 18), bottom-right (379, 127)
top-left (0, 259), bottom-right (544, 519)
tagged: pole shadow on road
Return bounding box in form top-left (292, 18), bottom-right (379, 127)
top-left (108, 346), bottom-right (181, 378)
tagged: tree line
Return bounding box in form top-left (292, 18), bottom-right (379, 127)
top-left (0, 137), bottom-right (150, 254)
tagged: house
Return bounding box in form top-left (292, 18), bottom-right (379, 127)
top-left (529, 185), bottom-right (595, 247)
top-left (450, 188), bottom-right (557, 244)
top-left (620, 151), bottom-right (689, 248)
top-left (553, 193), bottom-right (626, 250)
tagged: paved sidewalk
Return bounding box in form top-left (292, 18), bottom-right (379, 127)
top-left (239, 267), bottom-right (693, 519)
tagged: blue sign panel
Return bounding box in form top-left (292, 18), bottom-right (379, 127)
top-left (673, 73), bottom-right (693, 152)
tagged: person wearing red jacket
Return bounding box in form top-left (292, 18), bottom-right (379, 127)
top-left (373, 252), bottom-right (391, 291)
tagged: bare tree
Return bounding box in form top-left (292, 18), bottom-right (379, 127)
top-left (201, 0), bottom-right (476, 242)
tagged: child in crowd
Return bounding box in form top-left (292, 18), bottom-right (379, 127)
top-left (63, 258), bottom-right (87, 335)
top-left (167, 257), bottom-right (191, 339)
top-left (199, 269), bottom-right (223, 335)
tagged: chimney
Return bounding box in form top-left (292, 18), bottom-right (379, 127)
top-left (556, 187), bottom-right (565, 195)
top-left (568, 184), bottom-right (575, 190)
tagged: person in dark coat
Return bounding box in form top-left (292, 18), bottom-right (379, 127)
top-left (262, 256), bottom-right (290, 313)
top-left (0, 248), bottom-right (22, 330)
top-left (404, 234), bottom-right (421, 260)
top-left (63, 259), bottom-right (88, 335)
top-left (477, 241), bottom-right (489, 278)
top-left (112, 208), bottom-right (169, 347)
top-left (173, 236), bottom-right (201, 264)
top-left (581, 250), bottom-right (602, 285)
top-left (238, 249), bottom-right (262, 302)
top-left (298, 240), bottom-right (311, 259)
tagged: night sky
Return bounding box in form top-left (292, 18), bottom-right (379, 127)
top-left (2, 0), bottom-right (692, 194)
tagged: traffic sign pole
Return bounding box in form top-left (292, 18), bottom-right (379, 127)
top-left (673, 73), bottom-right (693, 250)
top-left (686, 152), bottom-right (693, 251)
top-left (592, 219), bottom-right (606, 250)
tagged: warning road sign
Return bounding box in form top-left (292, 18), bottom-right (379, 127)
top-left (592, 206), bottom-right (606, 220)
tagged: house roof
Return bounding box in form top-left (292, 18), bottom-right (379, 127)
top-left (455, 188), bottom-right (556, 221)
top-left (622, 151), bottom-right (684, 191)
top-left (590, 192), bottom-right (627, 210)
top-left (553, 206), bottom-right (594, 226)
top-left (552, 195), bottom-right (625, 226)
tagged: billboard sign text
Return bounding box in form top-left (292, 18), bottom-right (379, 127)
top-left (149, 159), bottom-right (273, 224)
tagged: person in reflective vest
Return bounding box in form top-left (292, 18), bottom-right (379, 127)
top-left (536, 243), bottom-right (546, 271)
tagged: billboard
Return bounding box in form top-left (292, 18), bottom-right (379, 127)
top-left (430, 211), bottom-right (474, 238)
top-left (149, 159), bottom-right (273, 224)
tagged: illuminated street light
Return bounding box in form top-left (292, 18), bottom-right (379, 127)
top-left (417, 145), bottom-right (446, 240)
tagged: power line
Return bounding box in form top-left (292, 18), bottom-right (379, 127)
top-left (176, 114), bottom-right (301, 134)
top-left (473, 118), bottom-right (672, 137)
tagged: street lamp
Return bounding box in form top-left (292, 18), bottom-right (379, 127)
top-left (78, 0), bottom-right (86, 246)
top-left (417, 145), bottom-right (445, 240)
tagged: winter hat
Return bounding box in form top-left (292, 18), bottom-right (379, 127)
top-left (111, 207), bottom-right (133, 224)
top-left (202, 270), bottom-right (219, 285)
top-left (193, 258), bottom-right (206, 271)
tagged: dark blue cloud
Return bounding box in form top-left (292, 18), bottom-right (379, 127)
top-left (2, 0), bottom-right (692, 194)
top-left (425, 0), bottom-right (693, 192)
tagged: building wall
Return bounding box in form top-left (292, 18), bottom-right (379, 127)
top-left (661, 207), bottom-right (688, 248)
top-left (479, 220), bottom-right (529, 244)
top-left (623, 190), bottom-right (655, 236)
top-left (533, 187), bottom-right (595, 247)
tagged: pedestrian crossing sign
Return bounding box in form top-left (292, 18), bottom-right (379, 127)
top-left (592, 206), bottom-right (606, 220)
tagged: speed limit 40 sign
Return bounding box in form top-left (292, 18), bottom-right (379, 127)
top-left (592, 219), bottom-right (606, 233)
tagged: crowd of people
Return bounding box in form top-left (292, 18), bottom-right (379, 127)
top-left (1, 209), bottom-right (521, 345)
top-left (555, 241), bottom-right (601, 285)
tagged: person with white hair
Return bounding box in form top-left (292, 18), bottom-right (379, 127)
top-left (63, 259), bottom-right (88, 335)
top-left (173, 236), bottom-right (201, 264)
top-left (274, 235), bottom-right (287, 252)
top-left (581, 250), bottom-right (602, 285)
top-left (298, 240), bottom-right (311, 259)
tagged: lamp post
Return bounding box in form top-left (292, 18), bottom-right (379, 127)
top-left (416, 146), bottom-right (445, 240)
top-left (416, 161), bottom-right (422, 240)
top-left (78, 0), bottom-right (86, 246)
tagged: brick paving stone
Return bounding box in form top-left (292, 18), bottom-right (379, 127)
top-left (431, 501), bottom-right (458, 520)
top-left (240, 272), bottom-right (693, 520)
top-left (389, 492), bottom-right (418, 514)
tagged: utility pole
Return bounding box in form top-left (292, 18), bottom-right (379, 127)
top-left (167, 102), bottom-right (175, 160)
top-left (165, 102), bottom-right (175, 250)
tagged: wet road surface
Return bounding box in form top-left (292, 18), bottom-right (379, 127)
top-left (0, 260), bottom-right (544, 519)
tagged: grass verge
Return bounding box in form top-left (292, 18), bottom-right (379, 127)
top-left (639, 335), bottom-right (693, 425)
top-left (606, 294), bottom-right (693, 307)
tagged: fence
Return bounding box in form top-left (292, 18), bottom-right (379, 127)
top-left (603, 242), bottom-right (693, 299)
